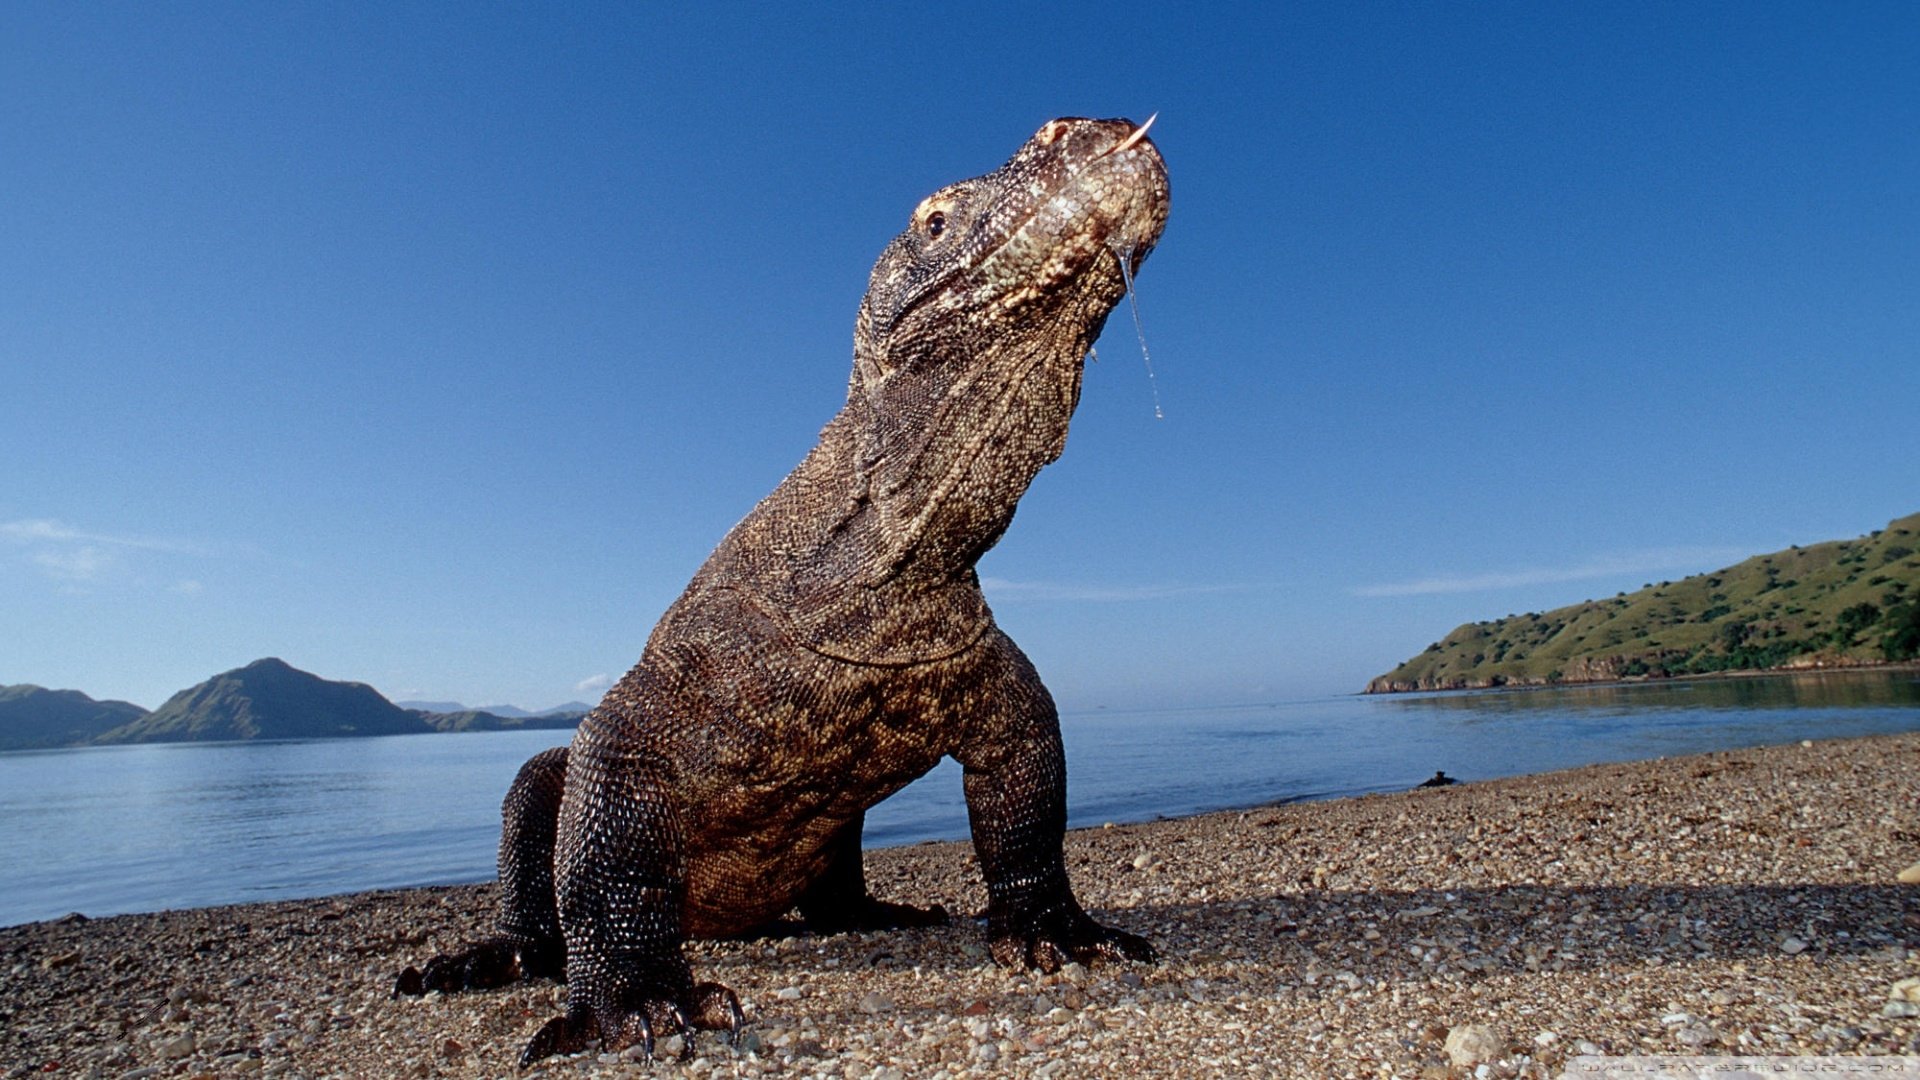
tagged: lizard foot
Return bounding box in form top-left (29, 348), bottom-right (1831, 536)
top-left (520, 982), bottom-right (743, 1067)
top-left (990, 908), bottom-right (1156, 973)
top-left (392, 936), bottom-right (563, 998)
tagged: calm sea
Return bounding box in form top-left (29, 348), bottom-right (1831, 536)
top-left (3, 670), bottom-right (1917, 928)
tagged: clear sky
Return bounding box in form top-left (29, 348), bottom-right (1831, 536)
top-left (4, 4), bottom-right (1916, 712)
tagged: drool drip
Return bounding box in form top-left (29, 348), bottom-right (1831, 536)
top-left (1115, 245), bottom-right (1163, 420)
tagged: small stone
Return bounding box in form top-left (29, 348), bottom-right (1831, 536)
top-left (857, 992), bottom-right (892, 1014)
top-left (973, 1042), bottom-right (1000, 1063)
top-left (1883, 1001), bottom-right (1920, 1019)
top-left (873, 1068), bottom-right (906, 1080)
top-left (775, 985), bottom-right (803, 1000)
top-left (1898, 862), bottom-right (1920, 885)
top-left (1131, 852), bottom-right (1163, 871)
top-left (656, 1034), bottom-right (686, 1058)
top-left (1780, 936), bottom-right (1808, 954)
top-left (41, 950), bottom-right (80, 970)
top-left (117, 1068), bottom-right (163, 1080)
top-left (1892, 977), bottom-right (1920, 1003)
top-left (158, 1033), bottom-right (196, 1060)
top-left (439, 1038), bottom-right (463, 1059)
top-left (1444, 1023), bottom-right (1504, 1067)
top-left (1674, 1023), bottom-right (1718, 1047)
top-left (1059, 986), bottom-right (1088, 1010)
top-left (1057, 961), bottom-right (1088, 984)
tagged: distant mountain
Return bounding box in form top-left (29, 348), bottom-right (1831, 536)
top-left (0, 685), bottom-right (149, 752)
top-left (0, 662), bottom-right (590, 750)
top-left (97, 658), bottom-right (430, 743)
top-left (418, 709), bottom-right (585, 733)
top-left (394, 699), bottom-right (468, 714)
top-left (1368, 511), bottom-right (1920, 693)
top-left (396, 699), bottom-right (596, 718)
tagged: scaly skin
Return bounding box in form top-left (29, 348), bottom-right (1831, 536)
top-left (396, 116), bottom-right (1170, 1067)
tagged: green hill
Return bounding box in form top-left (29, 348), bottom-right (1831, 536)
top-left (96, 657), bottom-right (432, 743)
top-left (1366, 511), bottom-right (1920, 693)
top-left (0, 684), bottom-right (149, 752)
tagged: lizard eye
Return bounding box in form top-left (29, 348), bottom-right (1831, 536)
top-left (926, 211), bottom-right (946, 239)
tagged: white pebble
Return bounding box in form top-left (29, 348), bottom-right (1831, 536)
top-left (1444, 1023), bottom-right (1503, 1067)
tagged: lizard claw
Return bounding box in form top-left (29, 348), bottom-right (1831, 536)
top-left (520, 1014), bottom-right (587, 1068)
top-left (990, 912), bottom-right (1156, 973)
top-left (518, 981), bottom-right (742, 1066)
top-left (698, 982), bottom-right (747, 1045)
top-left (392, 936), bottom-right (560, 999)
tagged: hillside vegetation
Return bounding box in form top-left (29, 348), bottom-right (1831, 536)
top-left (1367, 511), bottom-right (1920, 693)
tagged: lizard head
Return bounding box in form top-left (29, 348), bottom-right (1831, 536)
top-left (845, 116), bottom-right (1170, 575)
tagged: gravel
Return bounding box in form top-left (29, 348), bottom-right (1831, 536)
top-left (5, 731), bottom-right (1918, 1078)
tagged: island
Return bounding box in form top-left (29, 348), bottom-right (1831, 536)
top-left (1368, 511), bottom-right (1920, 693)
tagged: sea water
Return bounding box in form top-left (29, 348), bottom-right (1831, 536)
top-left (2, 669), bottom-right (1916, 927)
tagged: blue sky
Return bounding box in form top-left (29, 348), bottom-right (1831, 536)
top-left (4, 4), bottom-right (1916, 712)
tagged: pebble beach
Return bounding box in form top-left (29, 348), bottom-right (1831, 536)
top-left (6, 731), bottom-right (1919, 1079)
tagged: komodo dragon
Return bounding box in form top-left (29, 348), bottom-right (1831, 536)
top-left (395, 115), bottom-right (1170, 1066)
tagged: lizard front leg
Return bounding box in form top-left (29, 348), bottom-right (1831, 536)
top-left (956, 636), bottom-right (1156, 972)
top-left (520, 743), bottom-right (740, 1066)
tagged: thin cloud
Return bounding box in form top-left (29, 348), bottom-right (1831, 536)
top-left (1352, 546), bottom-right (1752, 598)
top-left (1, 518), bottom-right (206, 555)
top-left (574, 673), bottom-right (613, 694)
top-left (32, 545), bottom-right (115, 582)
top-left (980, 577), bottom-right (1250, 603)
top-left (4, 517), bottom-right (222, 587)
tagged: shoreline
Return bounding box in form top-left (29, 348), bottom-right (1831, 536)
top-left (1362, 658), bottom-right (1920, 696)
top-left (6, 733), bottom-right (1919, 1077)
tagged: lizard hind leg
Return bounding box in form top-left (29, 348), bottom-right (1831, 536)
top-left (795, 810), bottom-right (949, 933)
top-left (393, 746), bottom-right (569, 996)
